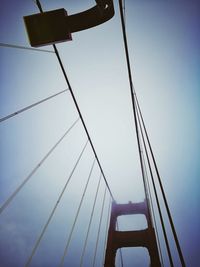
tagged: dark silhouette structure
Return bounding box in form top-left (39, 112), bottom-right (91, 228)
top-left (104, 200), bottom-right (161, 266)
top-left (23, 0), bottom-right (114, 47)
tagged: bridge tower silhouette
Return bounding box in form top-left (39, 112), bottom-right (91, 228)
top-left (104, 200), bottom-right (161, 266)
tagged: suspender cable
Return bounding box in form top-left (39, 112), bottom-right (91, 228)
top-left (118, 0), bottom-right (152, 223)
top-left (0, 42), bottom-right (54, 53)
top-left (24, 140), bottom-right (88, 267)
top-left (59, 159), bottom-right (96, 267)
top-left (0, 118), bottom-right (79, 215)
top-left (0, 89), bottom-right (69, 123)
top-left (116, 221), bottom-right (124, 267)
top-left (79, 173), bottom-right (102, 267)
top-left (136, 104), bottom-right (174, 267)
top-left (35, 0), bottom-right (114, 201)
top-left (92, 186), bottom-right (107, 267)
top-left (135, 94), bottom-right (186, 267)
top-left (102, 197), bottom-right (112, 267)
top-left (140, 143), bottom-right (165, 267)
top-left (118, 245), bottom-right (124, 267)
top-left (119, 249), bottom-right (124, 267)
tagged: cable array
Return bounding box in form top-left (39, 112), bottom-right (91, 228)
top-left (58, 159), bottom-right (96, 267)
top-left (1, 2), bottom-right (115, 267)
top-left (92, 186), bottom-right (107, 267)
top-left (136, 94), bottom-right (186, 266)
top-left (25, 140), bottom-right (89, 267)
top-left (116, 222), bottom-right (124, 267)
top-left (0, 118), bottom-right (79, 215)
top-left (79, 173), bottom-right (102, 267)
top-left (35, 0), bottom-right (114, 202)
top-left (118, 0), bottom-right (186, 265)
top-left (136, 104), bottom-right (173, 267)
top-left (140, 143), bottom-right (165, 267)
top-left (118, 0), bottom-right (151, 212)
top-left (102, 197), bottom-right (112, 267)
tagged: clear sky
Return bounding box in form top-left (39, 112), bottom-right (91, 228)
top-left (0, 0), bottom-right (199, 267)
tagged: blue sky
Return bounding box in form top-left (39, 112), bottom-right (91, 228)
top-left (0, 0), bottom-right (200, 266)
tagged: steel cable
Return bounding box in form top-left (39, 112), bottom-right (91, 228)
top-left (92, 186), bottom-right (107, 267)
top-left (102, 197), bottom-right (111, 267)
top-left (0, 118), bottom-right (79, 215)
top-left (58, 159), bottom-right (96, 267)
top-left (136, 102), bottom-right (174, 267)
top-left (0, 42), bottom-right (54, 53)
top-left (79, 173), bottom-right (102, 267)
top-left (140, 142), bottom-right (165, 267)
top-left (135, 93), bottom-right (186, 266)
top-left (118, 0), bottom-right (152, 216)
top-left (118, 0), bottom-right (185, 265)
top-left (0, 89), bottom-right (69, 123)
top-left (35, 0), bottom-right (114, 201)
top-left (116, 221), bottom-right (124, 267)
top-left (24, 140), bottom-right (88, 267)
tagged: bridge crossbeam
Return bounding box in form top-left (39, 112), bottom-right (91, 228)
top-left (104, 200), bottom-right (161, 267)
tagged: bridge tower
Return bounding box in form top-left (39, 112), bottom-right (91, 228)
top-left (104, 200), bottom-right (161, 266)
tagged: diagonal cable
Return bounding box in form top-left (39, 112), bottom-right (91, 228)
top-left (0, 89), bottom-right (69, 123)
top-left (24, 140), bottom-right (88, 267)
top-left (59, 158), bottom-right (96, 267)
top-left (79, 173), bottom-right (102, 267)
top-left (92, 186), bottom-right (107, 267)
top-left (0, 42), bottom-right (54, 53)
top-left (0, 118), bottom-right (79, 215)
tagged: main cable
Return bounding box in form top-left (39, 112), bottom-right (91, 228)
top-left (135, 94), bottom-right (186, 266)
top-left (118, 1), bottom-right (186, 265)
top-left (123, 0), bottom-right (126, 26)
top-left (35, 0), bottom-right (114, 201)
top-left (0, 118), bottom-right (79, 215)
top-left (136, 102), bottom-right (174, 267)
top-left (0, 89), bottom-right (68, 123)
top-left (118, 0), bottom-right (152, 222)
top-left (140, 140), bottom-right (165, 267)
top-left (24, 140), bottom-right (88, 267)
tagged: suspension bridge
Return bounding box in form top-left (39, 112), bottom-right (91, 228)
top-left (1, 0), bottom-right (199, 266)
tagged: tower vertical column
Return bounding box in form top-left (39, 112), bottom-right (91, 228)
top-left (104, 200), bottom-right (161, 267)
